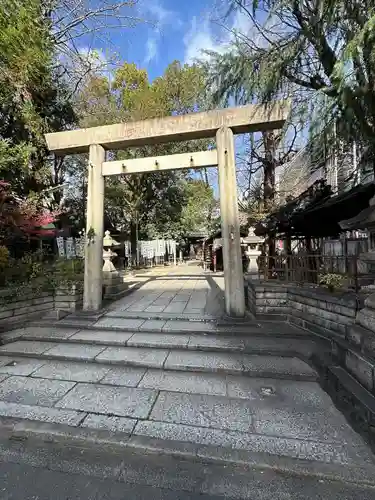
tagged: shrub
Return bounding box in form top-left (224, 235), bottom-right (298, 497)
top-left (319, 273), bottom-right (346, 292)
top-left (51, 258), bottom-right (84, 292)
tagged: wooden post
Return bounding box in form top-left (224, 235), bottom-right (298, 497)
top-left (83, 144), bottom-right (105, 311)
top-left (217, 126), bottom-right (245, 317)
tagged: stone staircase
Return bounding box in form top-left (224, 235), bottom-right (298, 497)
top-left (0, 316), bottom-right (374, 486)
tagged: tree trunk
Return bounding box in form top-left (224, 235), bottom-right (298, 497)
top-left (130, 221), bottom-right (137, 267)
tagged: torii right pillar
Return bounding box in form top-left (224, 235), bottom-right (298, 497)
top-left (217, 126), bottom-right (246, 318)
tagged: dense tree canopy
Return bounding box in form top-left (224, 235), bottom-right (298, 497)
top-left (0, 0), bottom-right (75, 196)
top-left (206, 0), bottom-right (375, 157)
top-left (72, 60), bottom-right (214, 246)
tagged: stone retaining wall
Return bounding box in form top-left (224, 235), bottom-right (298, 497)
top-left (0, 291), bottom-right (55, 327)
top-left (288, 287), bottom-right (361, 338)
top-left (54, 285), bottom-right (83, 312)
top-left (246, 278), bottom-right (375, 397)
top-left (246, 281), bottom-right (288, 317)
top-left (245, 278), bottom-right (362, 335)
top-left (0, 285), bottom-right (83, 329)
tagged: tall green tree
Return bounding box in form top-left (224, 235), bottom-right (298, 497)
top-left (74, 61), bottom-right (212, 255)
top-left (206, 0), bottom-right (375, 165)
top-left (0, 0), bottom-right (75, 197)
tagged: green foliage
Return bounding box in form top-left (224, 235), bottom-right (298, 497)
top-left (0, 246), bottom-right (9, 281)
top-left (0, 254), bottom-right (84, 302)
top-left (76, 60), bottom-right (212, 241)
top-left (0, 0), bottom-right (76, 197)
top-left (51, 258), bottom-right (84, 291)
top-left (319, 273), bottom-right (346, 292)
top-left (205, 0), bottom-right (375, 153)
top-left (179, 180), bottom-right (216, 235)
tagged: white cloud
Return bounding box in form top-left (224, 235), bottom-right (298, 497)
top-left (144, 37), bottom-right (158, 64)
top-left (183, 8), bottom-right (255, 64)
top-left (184, 17), bottom-right (225, 64)
top-left (140, 0), bottom-right (181, 64)
top-left (144, 2), bottom-right (175, 25)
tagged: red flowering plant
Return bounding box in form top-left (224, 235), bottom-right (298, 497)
top-left (0, 181), bottom-right (62, 293)
top-left (0, 180), bottom-right (61, 242)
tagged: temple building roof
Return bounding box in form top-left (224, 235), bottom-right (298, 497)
top-left (255, 180), bottom-right (375, 238)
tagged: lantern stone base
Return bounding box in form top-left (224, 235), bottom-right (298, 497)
top-left (103, 271), bottom-right (129, 300)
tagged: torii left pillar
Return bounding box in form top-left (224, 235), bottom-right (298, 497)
top-left (83, 144), bottom-right (105, 311)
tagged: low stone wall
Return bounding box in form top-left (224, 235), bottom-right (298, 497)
top-left (0, 285), bottom-right (84, 329)
top-left (246, 281), bottom-right (256, 317)
top-left (246, 278), bottom-right (375, 397)
top-left (245, 278), bottom-right (362, 334)
top-left (246, 280), bottom-right (288, 317)
top-left (288, 287), bottom-right (361, 338)
top-left (54, 285), bottom-right (83, 312)
top-left (0, 290), bottom-right (55, 328)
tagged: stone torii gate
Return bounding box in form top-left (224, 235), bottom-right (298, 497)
top-left (45, 102), bottom-right (289, 317)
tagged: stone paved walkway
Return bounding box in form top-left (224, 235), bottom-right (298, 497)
top-left (111, 262), bottom-right (225, 319)
top-left (0, 265), bottom-right (374, 485)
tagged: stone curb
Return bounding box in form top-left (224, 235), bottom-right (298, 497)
top-left (0, 418), bottom-right (374, 487)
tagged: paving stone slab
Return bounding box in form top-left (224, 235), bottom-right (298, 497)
top-left (0, 341), bottom-right (56, 356)
top-left (145, 305), bottom-right (166, 313)
top-left (96, 346), bottom-right (169, 368)
top-left (31, 361), bottom-right (111, 383)
top-left (56, 383), bottom-right (157, 419)
top-left (139, 320), bottom-right (167, 332)
top-left (188, 335), bottom-right (245, 351)
top-left (164, 351), bottom-right (244, 374)
top-left (163, 303), bottom-right (187, 314)
top-left (57, 319), bottom-right (96, 328)
top-left (94, 318), bottom-right (145, 329)
top-left (252, 407), bottom-right (366, 446)
top-left (139, 370), bottom-right (227, 396)
top-left (0, 376), bottom-right (75, 406)
top-left (240, 355), bottom-right (317, 379)
top-left (225, 377), bottom-right (333, 408)
top-left (241, 337), bottom-right (318, 356)
top-left (70, 330), bottom-right (134, 345)
top-left (0, 401), bottom-right (84, 426)
top-left (126, 304), bottom-right (151, 313)
top-left (127, 333), bottom-right (189, 349)
top-left (0, 357), bottom-right (46, 376)
top-left (81, 413), bottom-right (136, 433)
top-left (21, 327), bottom-right (79, 340)
top-left (183, 309), bottom-right (205, 315)
top-left (149, 391), bottom-right (253, 432)
top-left (100, 366), bottom-right (146, 387)
top-left (134, 421), bottom-right (372, 466)
top-left (163, 321), bottom-right (215, 332)
top-left (43, 343), bottom-right (106, 361)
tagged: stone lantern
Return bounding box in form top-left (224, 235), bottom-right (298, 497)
top-left (243, 227), bottom-right (265, 275)
top-left (102, 230), bottom-right (127, 298)
top-left (103, 230), bottom-right (120, 275)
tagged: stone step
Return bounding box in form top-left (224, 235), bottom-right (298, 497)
top-left (31, 316), bottom-right (311, 337)
top-left (5, 326), bottom-right (320, 359)
top-left (0, 364), bottom-right (372, 484)
top-left (0, 356), bottom-right (319, 398)
top-left (0, 340), bottom-right (318, 380)
top-left (102, 310), bottom-right (220, 322)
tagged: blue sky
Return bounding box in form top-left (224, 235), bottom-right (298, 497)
top-left (79, 0), bottom-right (245, 82)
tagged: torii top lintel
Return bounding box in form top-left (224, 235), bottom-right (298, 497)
top-left (45, 100), bottom-right (290, 155)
